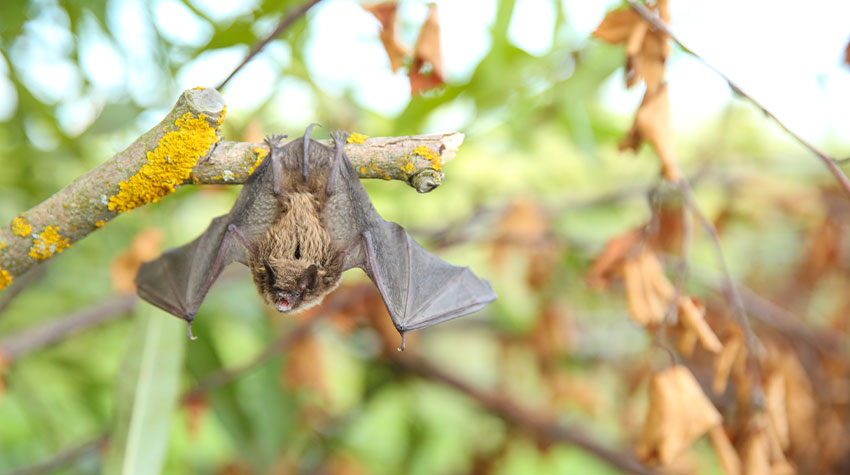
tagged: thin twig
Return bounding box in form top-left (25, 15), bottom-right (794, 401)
top-left (2, 434), bottom-right (106, 475)
top-left (679, 180), bottom-right (765, 406)
top-left (217, 0), bottom-right (323, 90)
top-left (0, 264), bottom-right (45, 318)
top-left (391, 353), bottom-right (655, 475)
top-left (626, 0), bottom-right (850, 198)
top-left (0, 296), bottom-right (136, 361)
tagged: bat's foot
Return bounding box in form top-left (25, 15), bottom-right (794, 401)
top-left (264, 134), bottom-right (287, 149)
top-left (302, 123), bottom-right (322, 182)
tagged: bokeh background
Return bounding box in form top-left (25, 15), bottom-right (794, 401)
top-left (2, 0), bottom-right (850, 473)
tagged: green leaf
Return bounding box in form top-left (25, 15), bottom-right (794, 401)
top-left (103, 306), bottom-right (186, 475)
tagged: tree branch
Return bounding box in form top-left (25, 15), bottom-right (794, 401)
top-left (626, 0), bottom-right (850, 198)
top-left (217, 0), bottom-right (324, 90)
top-left (0, 87), bottom-right (463, 285)
top-left (391, 353), bottom-right (655, 475)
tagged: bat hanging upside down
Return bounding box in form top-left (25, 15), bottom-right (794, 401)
top-left (135, 126), bottom-right (497, 350)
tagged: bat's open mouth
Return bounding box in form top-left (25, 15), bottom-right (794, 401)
top-left (275, 297), bottom-right (293, 312)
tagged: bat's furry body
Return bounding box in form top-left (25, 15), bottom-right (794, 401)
top-left (136, 128), bottom-right (496, 349)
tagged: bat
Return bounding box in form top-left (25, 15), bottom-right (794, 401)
top-left (135, 126), bottom-right (497, 350)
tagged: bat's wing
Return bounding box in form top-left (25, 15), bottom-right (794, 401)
top-left (322, 132), bottom-right (496, 347)
top-left (136, 135), bottom-right (286, 337)
top-left (135, 216), bottom-right (251, 337)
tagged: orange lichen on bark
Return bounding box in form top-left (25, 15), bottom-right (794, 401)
top-left (108, 112), bottom-right (218, 213)
top-left (413, 145), bottom-right (442, 170)
top-left (28, 225), bottom-right (71, 260)
top-left (347, 132), bottom-right (368, 144)
top-left (11, 217), bottom-right (31, 237)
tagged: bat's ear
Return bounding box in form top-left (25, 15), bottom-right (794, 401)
top-left (299, 264), bottom-right (319, 290)
top-left (263, 258), bottom-right (277, 283)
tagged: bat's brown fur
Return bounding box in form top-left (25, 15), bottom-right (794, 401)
top-left (249, 181), bottom-right (342, 312)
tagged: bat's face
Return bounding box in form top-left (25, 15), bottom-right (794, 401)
top-left (252, 257), bottom-right (342, 313)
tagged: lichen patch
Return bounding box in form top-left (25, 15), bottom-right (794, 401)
top-left (108, 112), bottom-right (219, 214)
top-left (248, 148), bottom-right (267, 175)
top-left (413, 145), bottom-right (442, 171)
top-left (11, 217), bottom-right (31, 237)
top-left (347, 133), bottom-right (368, 144)
top-left (28, 225), bottom-right (71, 260)
top-left (0, 268), bottom-right (11, 290)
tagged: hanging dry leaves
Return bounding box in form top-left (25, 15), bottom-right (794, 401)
top-left (709, 425), bottom-right (742, 475)
top-left (637, 365), bottom-right (722, 465)
top-left (713, 331), bottom-right (743, 394)
top-left (490, 197), bottom-right (558, 288)
top-left (592, 0), bottom-right (670, 95)
top-left (586, 228), bottom-right (642, 289)
top-left (619, 84), bottom-right (681, 181)
top-left (363, 2), bottom-right (410, 72)
top-left (845, 37), bottom-right (850, 67)
top-left (183, 392), bottom-right (208, 440)
top-left (409, 3), bottom-right (445, 94)
top-left (622, 248), bottom-right (673, 326)
top-left (110, 228), bottom-right (164, 294)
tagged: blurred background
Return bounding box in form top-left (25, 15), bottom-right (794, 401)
top-left (1, 0), bottom-right (850, 473)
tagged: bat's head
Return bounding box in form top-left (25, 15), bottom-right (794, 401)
top-left (252, 256), bottom-right (342, 313)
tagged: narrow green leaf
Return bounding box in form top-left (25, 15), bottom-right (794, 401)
top-left (103, 306), bottom-right (186, 475)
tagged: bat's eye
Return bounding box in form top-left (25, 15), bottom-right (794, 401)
top-left (294, 242), bottom-right (301, 260)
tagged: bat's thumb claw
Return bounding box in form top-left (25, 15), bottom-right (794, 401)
top-left (396, 332), bottom-right (407, 352)
top-left (187, 321), bottom-right (198, 341)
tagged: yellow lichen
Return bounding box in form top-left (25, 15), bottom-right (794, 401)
top-left (248, 148), bottom-right (267, 175)
top-left (0, 268), bottom-right (11, 290)
top-left (402, 161), bottom-right (415, 173)
top-left (11, 217), bottom-right (31, 237)
top-left (413, 145), bottom-right (442, 171)
top-left (95, 220), bottom-right (105, 228)
top-left (108, 112), bottom-right (219, 213)
top-left (28, 225), bottom-right (71, 260)
top-left (216, 105), bottom-right (227, 127)
top-left (347, 132), bottom-right (368, 144)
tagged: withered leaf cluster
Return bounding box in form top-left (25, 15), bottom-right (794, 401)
top-left (364, 2), bottom-right (444, 95)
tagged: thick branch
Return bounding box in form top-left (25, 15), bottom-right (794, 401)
top-left (0, 87), bottom-right (462, 285)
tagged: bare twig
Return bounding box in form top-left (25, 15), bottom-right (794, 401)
top-left (217, 0), bottom-right (323, 90)
top-left (2, 434), bottom-right (106, 475)
top-left (626, 0), bottom-right (850, 198)
top-left (0, 264), bottom-right (45, 318)
top-left (0, 296), bottom-right (136, 361)
top-left (679, 180), bottom-right (765, 407)
top-left (391, 353), bottom-right (655, 475)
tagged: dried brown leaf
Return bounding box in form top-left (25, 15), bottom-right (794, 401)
top-left (110, 229), bottom-right (164, 294)
top-left (765, 372), bottom-right (790, 451)
top-left (624, 257), bottom-right (653, 326)
top-left (592, 8), bottom-right (642, 44)
top-left (586, 228), bottom-right (642, 289)
top-left (709, 425), bottom-right (742, 475)
top-left (678, 296), bottom-right (722, 353)
top-left (713, 333), bottom-right (742, 394)
top-left (409, 3), bottom-right (444, 94)
top-left (283, 333), bottom-right (327, 398)
top-left (637, 365), bottom-right (722, 464)
top-left (364, 2), bottom-right (411, 72)
top-left (620, 84), bottom-right (681, 181)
